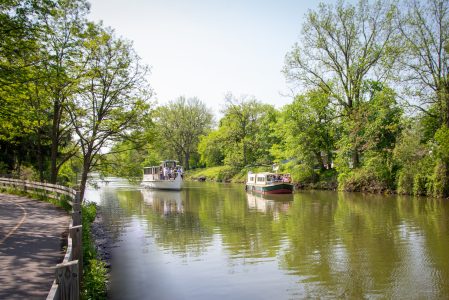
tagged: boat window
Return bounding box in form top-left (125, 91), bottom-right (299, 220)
top-left (257, 176), bottom-right (265, 182)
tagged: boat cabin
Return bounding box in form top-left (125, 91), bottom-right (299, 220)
top-left (246, 172), bottom-right (291, 185)
top-left (246, 171), bottom-right (293, 194)
top-left (143, 160), bottom-right (182, 181)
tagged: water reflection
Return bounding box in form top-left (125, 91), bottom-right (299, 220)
top-left (246, 192), bottom-right (292, 216)
top-left (141, 189), bottom-right (184, 215)
top-left (87, 181), bottom-right (449, 299)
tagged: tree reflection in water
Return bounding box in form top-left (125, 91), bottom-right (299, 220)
top-left (89, 181), bottom-right (449, 299)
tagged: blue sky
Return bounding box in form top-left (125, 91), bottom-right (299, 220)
top-left (88, 0), bottom-right (322, 115)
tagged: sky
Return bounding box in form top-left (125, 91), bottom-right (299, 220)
top-left (88, 0), bottom-right (321, 116)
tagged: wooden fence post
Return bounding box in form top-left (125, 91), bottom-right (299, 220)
top-left (73, 191), bottom-right (82, 225)
top-left (72, 204), bottom-right (81, 227)
top-left (70, 225), bottom-right (83, 286)
top-left (55, 260), bottom-right (79, 300)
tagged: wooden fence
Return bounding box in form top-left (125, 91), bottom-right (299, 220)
top-left (0, 178), bottom-right (83, 300)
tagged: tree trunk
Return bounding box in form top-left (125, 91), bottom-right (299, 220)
top-left (184, 152), bottom-right (190, 170)
top-left (445, 88), bottom-right (449, 128)
top-left (78, 154), bottom-right (91, 203)
top-left (37, 130), bottom-right (44, 182)
top-left (315, 151), bottom-right (325, 170)
top-left (327, 151), bottom-right (333, 169)
top-left (50, 100), bottom-right (61, 183)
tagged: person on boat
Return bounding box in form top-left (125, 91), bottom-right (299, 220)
top-left (163, 166), bottom-right (168, 180)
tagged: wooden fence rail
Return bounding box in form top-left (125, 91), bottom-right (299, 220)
top-left (0, 178), bottom-right (82, 300)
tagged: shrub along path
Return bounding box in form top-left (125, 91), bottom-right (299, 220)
top-left (0, 193), bottom-right (69, 299)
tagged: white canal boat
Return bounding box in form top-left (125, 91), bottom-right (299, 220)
top-left (141, 160), bottom-right (183, 190)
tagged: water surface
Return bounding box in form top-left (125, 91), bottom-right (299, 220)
top-left (86, 180), bottom-right (449, 299)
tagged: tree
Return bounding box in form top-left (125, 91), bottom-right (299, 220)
top-left (155, 97), bottom-right (213, 170)
top-left (336, 83), bottom-right (402, 190)
top-left (39, 0), bottom-right (90, 183)
top-left (274, 89), bottom-right (336, 171)
top-left (0, 1), bottom-right (72, 180)
top-left (198, 130), bottom-right (226, 167)
top-left (284, 0), bottom-right (398, 168)
top-left (69, 26), bottom-right (152, 200)
top-left (219, 94), bottom-right (277, 168)
top-left (393, 119), bottom-right (433, 195)
top-left (397, 0), bottom-right (449, 196)
top-left (397, 0), bottom-right (449, 128)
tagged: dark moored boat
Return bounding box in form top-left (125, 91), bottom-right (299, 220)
top-left (245, 172), bottom-right (293, 194)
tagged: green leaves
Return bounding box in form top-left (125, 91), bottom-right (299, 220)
top-left (154, 96), bottom-right (213, 170)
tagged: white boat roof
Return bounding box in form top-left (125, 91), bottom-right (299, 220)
top-left (248, 172), bottom-right (290, 176)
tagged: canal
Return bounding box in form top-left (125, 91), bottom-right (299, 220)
top-left (85, 180), bottom-right (449, 299)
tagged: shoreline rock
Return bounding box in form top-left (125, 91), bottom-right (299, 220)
top-left (91, 208), bottom-right (113, 269)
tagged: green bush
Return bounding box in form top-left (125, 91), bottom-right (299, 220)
top-left (396, 170), bottom-right (414, 194)
top-left (413, 174), bottom-right (427, 196)
top-left (82, 259), bottom-right (107, 300)
top-left (290, 163), bottom-right (317, 183)
top-left (338, 168), bottom-right (390, 193)
top-left (429, 160), bottom-right (449, 198)
top-left (186, 166), bottom-right (239, 182)
top-left (81, 202), bottom-right (107, 300)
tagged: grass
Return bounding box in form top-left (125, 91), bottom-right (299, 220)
top-left (185, 165), bottom-right (273, 183)
top-left (81, 202), bottom-right (107, 300)
top-left (186, 165), bottom-right (237, 182)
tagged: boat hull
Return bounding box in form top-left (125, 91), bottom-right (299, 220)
top-left (141, 176), bottom-right (182, 190)
top-left (246, 183), bottom-right (294, 194)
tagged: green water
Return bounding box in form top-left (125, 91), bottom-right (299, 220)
top-left (87, 180), bottom-right (449, 299)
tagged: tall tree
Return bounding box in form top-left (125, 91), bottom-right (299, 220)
top-left (69, 26), bottom-right (152, 200)
top-left (397, 0), bottom-right (449, 128)
top-left (274, 89), bottom-right (336, 171)
top-left (220, 94), bottom-right (277, 168)
top-left (397, 0), bottom-right (449, 196)
top-left (284, 0), bottom-right (398, 168)
top-left (198, 129), bottom-right (226, 167)
top-left (0, 0), bottom-right (53, 177)
top-left (156, 97), bottom-right (213, 170)
top-left (40, 0), bottom-right (90, 183)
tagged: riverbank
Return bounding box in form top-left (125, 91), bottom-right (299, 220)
top-left (186, 166), bottom-right (339, 189)
top-left (91, 209), bottom-right (113, 269)
top-left (185, 166), bottom-right (415, 196)
top-left (82, 203), bottom-right (108, 299)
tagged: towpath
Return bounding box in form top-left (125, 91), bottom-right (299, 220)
top-left (0, 193), bottom-right (69, 299)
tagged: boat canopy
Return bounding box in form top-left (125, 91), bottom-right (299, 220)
top-left (144, 160), bottom-right (182, 175)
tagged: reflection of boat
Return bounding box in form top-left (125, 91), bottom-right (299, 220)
top-left (245, 172), bottom-right (294, 194)
top-left (141, 189), bottom-right (183, 215)
top-left (246, 192), bottom-right (293, 215)
top-left (141, 160), bottom-right (183, 190)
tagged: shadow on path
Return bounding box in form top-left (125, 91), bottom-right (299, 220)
top-left (0, 193), bottom-right (69, 299)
